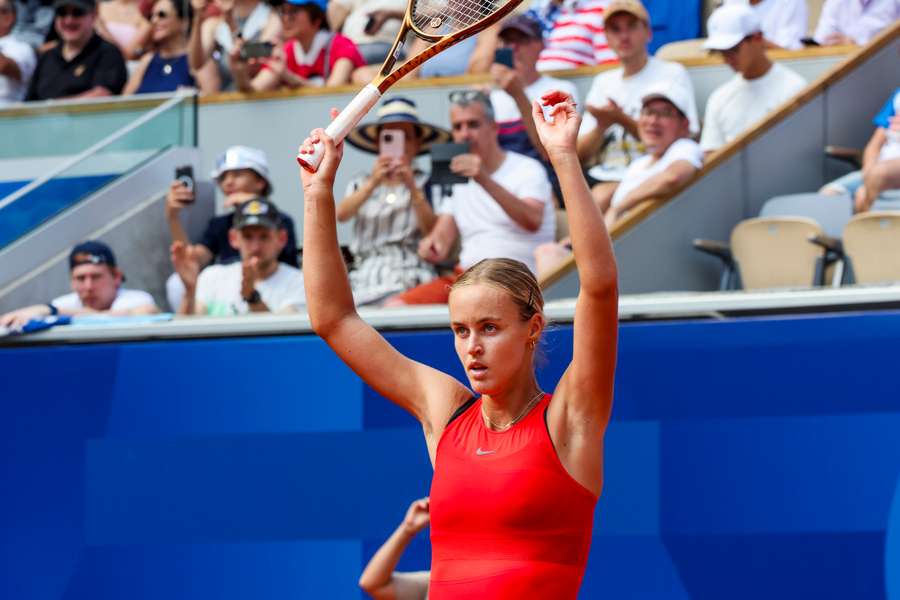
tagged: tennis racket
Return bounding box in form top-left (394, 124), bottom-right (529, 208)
top-left (297, 0), bottom-right (524, 171)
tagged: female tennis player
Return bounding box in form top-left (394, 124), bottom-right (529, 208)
top-left (298, 90), bottom-right (618, 598)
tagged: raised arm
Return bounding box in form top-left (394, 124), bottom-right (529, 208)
top-left (532, 91), bottom-right (618, 493)
top-left (298, 127), bottom-right (470, 456)
top-left (358, 498), bottom-right (431, 600)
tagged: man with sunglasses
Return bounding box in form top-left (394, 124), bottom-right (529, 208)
top-left (700, 3), bottom-right (805, 154)
top-left (0, 240), bottom-right (158, 330)
top-left (0, 0), bottom-right (36, 104)
top-left (25, 0), bottom-right (127, 101)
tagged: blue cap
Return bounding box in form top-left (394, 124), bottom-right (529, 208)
top-left (285, 0), bottom-right (328, 10)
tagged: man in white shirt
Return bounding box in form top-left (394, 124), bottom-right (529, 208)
top-left (701, 3), bottom-right (807, 153)
top-left (814, 0), bottom-right (900, 47)
top-left (388, 90), bottom-right (554, 305)
top-left (172, 198), bottom-right (306, 316)
top-left (0, 240), bottom-right (159, 329)
top-left (576, 0), bottom-right (699, 211)
top-left (535, 81), bottom-right (702, 277)
top-left (603, 82), bottom-right (704, 226)
top-left (0, 0), bottom-right (36, 105)
top-left (725, 0), bottom-right (807, 50)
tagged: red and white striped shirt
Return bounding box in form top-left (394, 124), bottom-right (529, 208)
top-left (536, 0), bottom-right (618, 71)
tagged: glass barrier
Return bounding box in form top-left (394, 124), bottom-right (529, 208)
top-left (0, 93), bottom-right (196, 250)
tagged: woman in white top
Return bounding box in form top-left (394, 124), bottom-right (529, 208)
top-left (339, 97), bottom-right (452, 305)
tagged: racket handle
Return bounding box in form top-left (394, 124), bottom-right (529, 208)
top-left (297, 84), bottom-right (383, 172)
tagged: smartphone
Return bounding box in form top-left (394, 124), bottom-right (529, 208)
top-left (240, 41), bottom-right (274, 60)
top-left (493, 47), bottom-right (514, 68)
top-left (175, 165), bottom-right (194, 198)
top-left (379, 128), bottom-right (406, 159)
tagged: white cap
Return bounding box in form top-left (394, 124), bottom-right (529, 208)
top-left (641, 81), bottom-right (693, 120)
top-left (210, 146), bottom-right (272, 190)
top-left (703, 3), bottom-right (761, 51)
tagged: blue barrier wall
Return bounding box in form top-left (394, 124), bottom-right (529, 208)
top-left (2, 310), bottom-right (900, 599)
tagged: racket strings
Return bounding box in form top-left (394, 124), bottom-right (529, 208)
top-left (411, 0), bottom-right (508, 35)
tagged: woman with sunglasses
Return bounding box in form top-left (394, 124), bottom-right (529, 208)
top-left (124, 0), bottom-right (215, 94)
top-left (298, 89), bottom-right (618, 598)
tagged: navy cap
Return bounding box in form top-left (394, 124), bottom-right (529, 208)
top-left (69, 240), bottom-right (117, 270)
top-left (233, 198), bottom-right (282, 230)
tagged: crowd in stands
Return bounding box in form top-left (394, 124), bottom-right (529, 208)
top-left (2, 0), bottom-right (900, 329)
top-left (2, 0), bottom-right (898, 104)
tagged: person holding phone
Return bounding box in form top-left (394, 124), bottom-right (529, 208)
top-left (337, 97), bottom-right (452, 305)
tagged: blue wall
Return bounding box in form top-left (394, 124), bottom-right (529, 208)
top-left (2, 310), bottom-right (900, 599)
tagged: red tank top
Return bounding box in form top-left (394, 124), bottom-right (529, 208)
top-left (428, 394), bottom-right (598, 599)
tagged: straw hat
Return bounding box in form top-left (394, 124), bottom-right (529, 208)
top-left (346, 97), bottom-right (451, 155)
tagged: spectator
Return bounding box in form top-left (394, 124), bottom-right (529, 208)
top-left (96, 0), bottom-right (150, 60)
top-left (700, 3), bottom-right (806, 153)
top-left (358, 498), bottom-right (431, 600)
top-left (171, 197), bottom-right (306, 315)
top-left (341, 97), bottom-right (451, 305)
top-left (232, 0), bottom-right (364, 91)
top-left (813, 0), bottom-right (900, 47)
top-left (11, 0), bottom-right (54, 50)
top-left (821, 87), bottom-right (900, 212)
top-left (490, 14), bottom-right (579, 163)
top-left (188, 0), bottom-right (281, 92)
top-left (388, 90), bottom-right (554, 305)
top-left (25, 0), bottom-right (127, 101)
top-left (576, 0), bottom-right (698, 211)
top-left (603, 84), bottom-right (703, 226)
top-left (724, 0), bottom-right (807, 50)
top-left (0, 0), bottom-right (36, 105)
top-left (0, 240), bottom-right (158, 329)
top-left (124, 0), bottom-right (215, 94)
top-left (164, 145), bottom-right (299, 310)
top-left (327, 0), bottom-right (403, 65)
top-left (535, 0), bottom-right (617, 71)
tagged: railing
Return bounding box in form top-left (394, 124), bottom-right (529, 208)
top-left (0, 91), bottom-right (197, 250)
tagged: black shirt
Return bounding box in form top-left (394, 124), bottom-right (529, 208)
top-left (26, 33), bottom-right (127, 101)
top-left (199, 213), bottom-right (300, 268)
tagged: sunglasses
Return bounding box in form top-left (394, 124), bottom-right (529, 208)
top-left (448, 89), bottom-right (490, 105)
top-left (151, 9), bottom-right (174, 19)
top-left (56, 7), bottom-right (87, 17)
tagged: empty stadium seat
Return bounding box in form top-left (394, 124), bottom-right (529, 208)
top-left (842, 212), bottom-right (900, 284)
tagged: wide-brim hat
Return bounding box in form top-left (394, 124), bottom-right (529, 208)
top-left (346, 97), bottom-right (451, 156)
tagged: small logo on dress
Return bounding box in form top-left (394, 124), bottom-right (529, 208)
top-left (475, 448), bottom-right (496, 456)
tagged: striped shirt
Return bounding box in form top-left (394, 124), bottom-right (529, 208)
top-left (344, 171), bottom-right (437, 306)
top-left (536, 0), bottom-right (618, 71)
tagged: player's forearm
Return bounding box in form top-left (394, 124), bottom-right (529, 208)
top-left (551, 152), bottom-right (616, 293)
top-left (303, 181), bottom-right (357, 334)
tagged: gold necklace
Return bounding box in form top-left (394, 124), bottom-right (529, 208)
top-left (482, 389), bottom-right (545, 432)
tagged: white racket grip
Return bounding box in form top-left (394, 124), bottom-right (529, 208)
top-left (296, 84), bottom-right (383, 172)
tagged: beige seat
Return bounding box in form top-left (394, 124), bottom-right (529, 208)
top-left (730, 217), bottom-right (825, 289)
top-left (842, 212), bottom-right (900, 284)
top-left (655, 39), bottom-right (707, 61)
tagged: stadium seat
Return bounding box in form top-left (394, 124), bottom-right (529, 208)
top-left (694, 193), bottom-right (851, 290)
top-left (842, 212), bottom-right (900, 284)
top-left (731, 217), bottom-right (827, 290)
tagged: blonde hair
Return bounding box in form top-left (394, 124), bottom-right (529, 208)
top-left (450, 258), bottom-right (544, 322)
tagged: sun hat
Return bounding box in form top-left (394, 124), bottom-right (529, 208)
top-left (346, 97), bottom-right (452, 155)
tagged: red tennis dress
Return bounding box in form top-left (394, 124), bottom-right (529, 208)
top-left (428, 394), bottom-right (598, 599)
